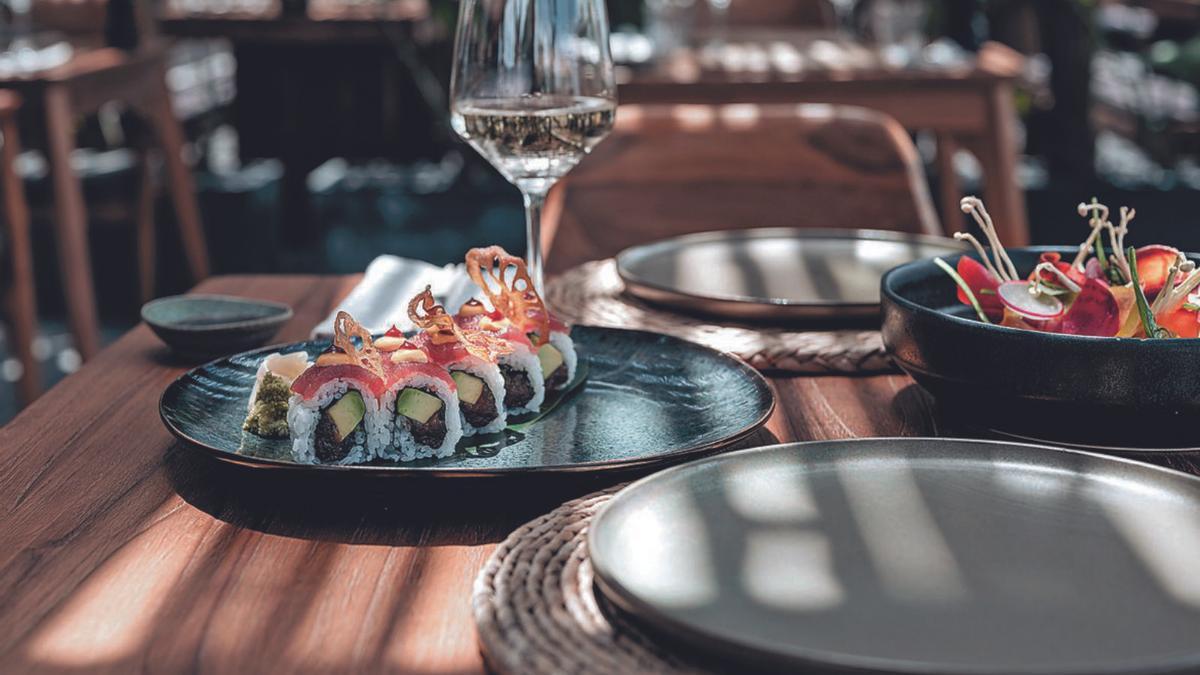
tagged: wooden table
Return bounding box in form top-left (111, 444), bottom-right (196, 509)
top-left (618, 37), bottom-right (1030, 245)
top-left (4, 273), bottom-right (1199, 673)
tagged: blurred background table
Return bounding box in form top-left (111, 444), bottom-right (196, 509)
top-left (158, 1), bottom-right (434, 244)
top-left (618, 33), bottom-right (1029, 244)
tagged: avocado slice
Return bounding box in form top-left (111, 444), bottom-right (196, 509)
top-left (396, 387), bottom-right (443, 424)
top-left (538, 344), bottom-right (564, 381)
top-left (325, 390), bottom-right (366, 442)
top-left (451, 371), bottom-right (485, 405)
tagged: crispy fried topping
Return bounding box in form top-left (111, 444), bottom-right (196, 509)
top-left (408, 286), bottom-right (513, 361)
top-left (331, 311), bottom-right (384, 377)
top-left (465, 246), bottom-right (551, 346)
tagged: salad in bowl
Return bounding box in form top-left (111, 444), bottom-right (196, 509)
top-left (881, 196), bottom-right (1200, 449)
top-left (940, 197), bottom-right (1200, 339)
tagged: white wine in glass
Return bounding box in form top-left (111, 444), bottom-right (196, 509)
top-left (450, 0), bottom-right (617, 293)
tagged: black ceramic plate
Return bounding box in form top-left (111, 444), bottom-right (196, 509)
top-left (617, 228), bottom-right (964, 321)
top-left (590, 438), bottom-right (1200, 674)
top-left (882, 247), bottom-right (1200, 447)
top-left (159, 326), bottom-right (775, 477)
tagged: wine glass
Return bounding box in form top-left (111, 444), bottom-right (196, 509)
top-left (706, 0), bottom-right (731, 47)
top-left (450, 0), bottom-right (617, 293)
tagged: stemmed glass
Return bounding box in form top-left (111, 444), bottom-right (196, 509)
top-left (450, 0), bottom-right (617, 293)
top-left (706, 0), bottom-right (731, 47)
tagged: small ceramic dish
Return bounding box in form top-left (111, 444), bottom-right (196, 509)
top-left (141, 294), bottom-right (293, 360)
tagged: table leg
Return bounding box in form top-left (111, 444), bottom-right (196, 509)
top-left (146, 72), bottom-right (209, 284)
top-left (135, 145), bottom-right (157, 304)
top-left (979, 82), bottom-right (1030, 246)
top-left (1, 111), bottom-right (42, 404)
top-left (44, 86), bottom-right (101, 361)
top-left (935, 132), bottom-right (961, 234)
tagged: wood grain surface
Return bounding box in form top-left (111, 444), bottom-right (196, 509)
top-left (2, 274), bottom-right (1197, 674)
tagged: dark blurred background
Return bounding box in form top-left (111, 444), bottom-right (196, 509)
top-left (1, 0), bottom-right (1199, 422)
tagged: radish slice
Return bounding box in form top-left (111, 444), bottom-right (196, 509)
top-left (997, 281), bottom-right (1064, 320)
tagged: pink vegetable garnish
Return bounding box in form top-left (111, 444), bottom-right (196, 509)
top-left (956, 256), bottom-right (1003, 321)
top-left (1059, 279), bottom-right (1120, 337)
top-left (1136, 244), bottom-right (1183, 299)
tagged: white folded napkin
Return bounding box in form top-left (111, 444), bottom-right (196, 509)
top-left (311, 255), bottom-right (482, 338)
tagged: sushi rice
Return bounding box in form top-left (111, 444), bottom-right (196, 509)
top-left (378, 372), bottom-right (463, 461)
top-left (548, 331), bottom-right (577, 385)
top-left (500, 346), bottom-right (545, 414)
top-left (287, 378), bottom-right (388, 465)
top-left (449, 356), bottom-right (507, 436)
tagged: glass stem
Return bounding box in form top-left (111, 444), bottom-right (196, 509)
top-left (522, 190), bottom-right (547, 295)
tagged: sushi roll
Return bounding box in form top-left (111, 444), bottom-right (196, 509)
top-left (465, 246), bottom-right (578, 392)
top-left (373, 287), bottom-right (506, 459)
top-left (376, 344), bottom-right (462, 461)
top-left (457, 299), bottom-right (545, 414)
top-left (401, 309), bottom-right (509, 436)
top-left (287, 312), bottom-right (389, 465)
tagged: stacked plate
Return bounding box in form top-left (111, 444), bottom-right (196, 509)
top-left (617, 228), bottom-right (964, 321)
top-left (586, 438), bottom-right (1200, 674)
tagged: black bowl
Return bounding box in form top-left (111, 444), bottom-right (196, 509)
top-left (882, 247), bottom-right (1200, 447)
top-left (142, 294), bottom-right (293, 361)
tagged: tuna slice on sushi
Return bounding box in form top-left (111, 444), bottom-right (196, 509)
top-left (287, 312), bottom-right (389, 465)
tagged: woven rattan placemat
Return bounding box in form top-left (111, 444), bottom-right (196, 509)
top-left (473, 486), bottom-right (709, 675)
top-left (545, 260), bottom-right (893, 374)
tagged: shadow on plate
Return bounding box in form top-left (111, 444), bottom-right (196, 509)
top-left (165, 427), bottom-right (780, 546)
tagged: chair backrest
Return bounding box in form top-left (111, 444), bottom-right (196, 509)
top-left (695, 0), bottom-right (837, 29)
top-left (544, 103), bottom-right (940, 270)
top-left (32, 0), bottom-right (159, 50)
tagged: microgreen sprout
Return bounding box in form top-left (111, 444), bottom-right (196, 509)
top-left (1128, 247), bottom-right (1170, 338)
top-left (934, 257), bottom-right (991, 324)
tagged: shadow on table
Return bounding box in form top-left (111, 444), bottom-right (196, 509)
top-left (165, 427), bottom-right (780, 547)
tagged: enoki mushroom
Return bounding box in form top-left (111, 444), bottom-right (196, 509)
top-left (957, 197), bottom-right (1019, 282)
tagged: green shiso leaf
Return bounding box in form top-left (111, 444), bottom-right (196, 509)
top-left (935, 257), bottom-right (991, 324)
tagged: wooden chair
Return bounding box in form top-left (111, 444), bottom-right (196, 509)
top-left (3, 0), bottom-right (209, 360)
top-left (0, 91), bottom-right (42, 405)
top-left (543, 103), bottom-right (940, 272)
top-left (696, 0), bottom-right (838, 29)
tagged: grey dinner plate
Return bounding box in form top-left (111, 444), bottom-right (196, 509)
top-left (590, 438), bottom-right (1200, 674)
top-left (159, 326), bottom-right (774, 477)
top-left (616, 228), bottom-right (964, 321)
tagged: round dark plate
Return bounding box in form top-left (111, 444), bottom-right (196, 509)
top-left (159, 326), bottom-right (775, 477)
top-left (590, 438), bottom-right (1200, 675)
top-left (882, 247), bottom-right (1200, 446)
top-left (617, 228), bottom-right (964, 322)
